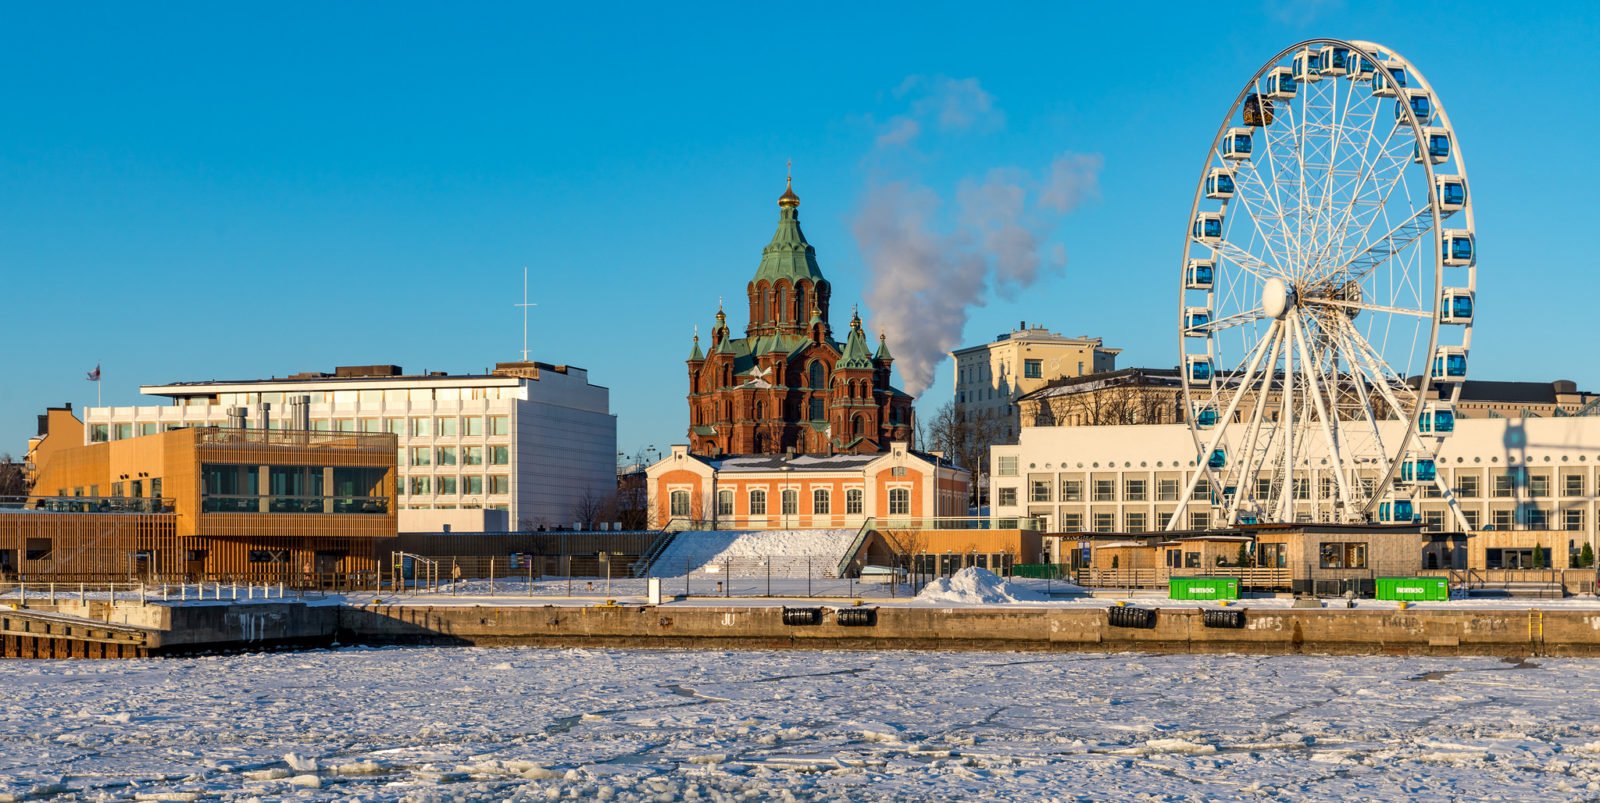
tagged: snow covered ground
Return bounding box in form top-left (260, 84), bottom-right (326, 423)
top-left (5, 647), bottom-right (1600, 801)
top-left (646, 529), bottom-right (859, 578)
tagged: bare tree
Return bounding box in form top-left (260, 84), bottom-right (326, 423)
top-left (0, 455), bottom-right (27, 498)
top-left (923, 401), bottom-right (1000, 510)
top-left (570, 489), bottom-right (606, 530)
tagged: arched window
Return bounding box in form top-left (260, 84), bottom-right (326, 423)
top-left (852, 415), bottom-right (864, 437)
top-left (781, 489), bottom-right (798, 516)
top-left (749, 489), bottom-right (767, 516)
top-left (669, 490), bottom-right (691, 517)
top-left (754, 400), bottom-right (765, 420)
top-left (717, 489), bottom-right (734, 517)
top-left (775, 286), bottom-right (787, 322)
top-left (813, 489), bottom-right (831, 515)
top-left (889, 488), bottom-right (910, 516)
top-left (809, 361), bottom-right (825, 389)
top-left (809, 397), bottom-right (824, 421)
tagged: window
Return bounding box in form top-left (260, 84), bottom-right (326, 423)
top-left (717, 490), bottom-right (734, 517)
top-left (891, 466), bottom-right (908, 477)
top-left (139, 422), bottom-right (158, 436)
top-left (435, 476), bottom-right (457, 495)
top-left (781, 489), bottom-right (798, 515)
top-left (463, 475), bottom-right (484, 495)
top-left (997, 487), bottom-right (1018, 507)
top-left (813, 489), bottom-right (830, 515)
top-left (1255, 478), bottom-right (1274, 500)
top-left (1024, 359), bottom-right (1043, 379)
top-left (889, 488), bottom-right (911, 515)
top-left (436, 417), bottom-right (458, 437)
top-left (359, 419), bottom-right (381, 433)
top-left (25, 538), bottom-right (52, 561)
top-left (1525, 508), bottom-right (1549, 529)
top-left (1093, 480), bottom-right (1115, 502)
top-left (1529, 474), bottom-right (1550, 498)
top-left (409, 447), bottom-right (431, 466)
top-left (1191, 481), bottom-right (1208, 500)
top-left (1061, 513), bottom-right (1083, 530)
top-left (385, 418), bottom-right (405, 436)
top-left (1424, 511), bottom-right (1445, 531)
top-left (1319, 542), bottom-right (1367, 569)
top-left (1456, 475), bottom-right (1480, 498)
top-left (411, 418), bottom-right (431, 437)
top-left (1030, 480), bottom-right (1052, 503)
top-left (1157, 479), bottom-right (1179, 502)
top-left (463, 417), bottom-right (483, 436)
top-left (670, 490), bottom-right (691, 517)
top-left (114, 423), bottom-right (133, 440)
top-left (488, 475), bottom-right (510, 495)
top-left (749, 490), bottom-right (767, 516)
top-left (1492, 509), bottom-right (1513, 529)
top-left (336, 419), bottom-right (356, 432)
top-left (809, 398), bottom-right (824, 421)
top-left (1093, 513), bottom-right (1115, 533)
top-left (1189, 511), bottom-right (1209, 530)
top-left (490, 446), bottom-right (510, 465)
top-left (1184, 552), bottom-right (1201, 569)
top-left (809, 362), bottom-right (825, 389)
top-left (1258, 543), bottom-right (1286, 568)
top-left (997, 456), bottom-right (1018, 477)
top-left (846, 489), bottom-right (863, 515)
top-left (1462, 509), bottom-right (1480, 529)
top-left (436, 446), bottom-right (458, 466)
top-left (1062, 480), bottom-right (1083, 501)
top-left (90, 424), bottom-right (109, 443)
top-left (1566, 509), bottom-right (1584, 531)
top-left (410, 476), bottom-right (431, 495)
top-left (489, 416), bottom-right (510, 436)
top-left (1125, 479), bottom-right (1147, 502)
top-left (463, 446), bottom-right (484, 466)
top-left (1125, 512), bottom-right (1147, 531)
top-left (248, 550), bottom-right (289, 564)
top-left (1566, 474), bottom-right (1585, 497)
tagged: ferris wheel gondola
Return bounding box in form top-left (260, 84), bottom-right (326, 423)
top-left (1169, 39), bottom-right (1477, 531)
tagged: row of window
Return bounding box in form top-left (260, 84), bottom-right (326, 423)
top-left (1047, 508), bottom-right (1588, 533)
top-left (668, 488), bottom-right (906, 518)
top-left (209, 387), bottom-right (519, 407)
top-left (404, 475), bottom-right (510, 496)
top-left (92, 415), bottom-right (511, 441)
top-left (1006, 472), bottom-right (1598, 506)
top-left (404, 445), bottom-right (512, 467)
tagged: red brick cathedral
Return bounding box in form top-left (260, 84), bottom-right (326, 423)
top-left (686, 178), bottom-right (915, 457)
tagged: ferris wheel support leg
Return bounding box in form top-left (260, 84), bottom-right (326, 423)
top-left (1228, 329), bottom-right (1290, 528)
top-left (1276, 320), bottom-right (1296, 523)
top-left (1166, 320), bottom-right (1283, 531)
top-left (1293, 315), bottom-right (1358, 519)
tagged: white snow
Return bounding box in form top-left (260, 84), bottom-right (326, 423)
top-left (648, 529), bottom-right (858, 578)
top-left (914, 567), bottom-right (1049, 604)
top-left (2, 648), bottom-right (1598, 800)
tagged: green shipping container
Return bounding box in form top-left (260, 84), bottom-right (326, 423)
top-left (1376, 577), bottom-right (1449, 601)
top-left (1169, 577), bottom-right (1240, 600)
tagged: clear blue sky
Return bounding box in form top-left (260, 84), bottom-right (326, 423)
top-left (3, 1), bottom-right (1596, 459)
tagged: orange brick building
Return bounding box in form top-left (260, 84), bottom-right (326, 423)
top-left (647, 442), bottom-right (970, 530)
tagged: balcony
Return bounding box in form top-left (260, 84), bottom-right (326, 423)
top-left (1, 495), bottom-right (175, 514)
top-left (200, 495), bottom-right (391, 514)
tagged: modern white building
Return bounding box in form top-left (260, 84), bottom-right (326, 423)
top-left (991, 415), bottom-right (1600, 564)
top-left (82, 362), bottom-right (615, 532)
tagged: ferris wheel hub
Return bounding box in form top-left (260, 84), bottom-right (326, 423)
top-left (1261, 277), bottom-right (1295, 319)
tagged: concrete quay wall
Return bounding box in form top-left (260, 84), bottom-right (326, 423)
top-left (339, 604), bottom-right (1600, 657)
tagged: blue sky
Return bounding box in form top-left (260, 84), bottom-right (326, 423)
top-left (3, 1), bottom-right (1596, 459)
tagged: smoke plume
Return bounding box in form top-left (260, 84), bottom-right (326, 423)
top-left (853, 78), bottom-right (1102, 396)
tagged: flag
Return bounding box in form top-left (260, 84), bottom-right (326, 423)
top-left (86, 364), bottom-right (100, 382)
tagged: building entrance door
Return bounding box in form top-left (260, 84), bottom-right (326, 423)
top-left (0, 549), bottom-right (15, 578)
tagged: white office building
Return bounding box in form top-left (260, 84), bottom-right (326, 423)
top-left (82, 362), bottom-right (616, 532)
top-left (991, 415), bottom-right (1600, 566)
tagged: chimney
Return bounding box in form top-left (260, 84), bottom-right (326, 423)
top-left (226, 406), bottom-right (247, 429)
top-left (260, 402), bottom-right (272, 431)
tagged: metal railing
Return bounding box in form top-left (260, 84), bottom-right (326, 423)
top-left (0, 496), bottom-right (176, 514)
top-left (199, 495), bottom-right (390, 514)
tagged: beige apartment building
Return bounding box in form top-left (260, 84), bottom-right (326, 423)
top-left (950, 323), bottom-right (1119, 443)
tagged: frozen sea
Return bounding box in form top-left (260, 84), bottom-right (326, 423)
top-left (5, 648), bottom-right (1600, 801)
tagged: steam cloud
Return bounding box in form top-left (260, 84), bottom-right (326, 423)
top-left (853, 77), bottom-right (1102, 397)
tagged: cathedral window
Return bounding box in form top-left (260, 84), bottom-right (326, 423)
top-left (809, 397), bottom-right (824, 421)
top-left (809, 361), bottom-right (825, 389)
top-left (852, 415), bottom-right (864, 437)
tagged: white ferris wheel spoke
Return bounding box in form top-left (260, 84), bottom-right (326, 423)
top-left (1301, 296), bottom-right (1431, 318)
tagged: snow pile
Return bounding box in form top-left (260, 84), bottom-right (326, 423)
top-left (650, 529), bottom-right (856, 578)
top-left (915, 567), bottom-right (1049, 604)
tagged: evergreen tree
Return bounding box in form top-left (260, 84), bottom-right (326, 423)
top-left (1532, 545), bottom-right (1546, 569)
top-left (1582, 542), bottom-right (1595, 569)
top-left (1236, 543), bottom-right (1252, 569)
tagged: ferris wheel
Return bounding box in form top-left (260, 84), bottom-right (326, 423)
top-left (1170, 40), bottom-right (1475, 530)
